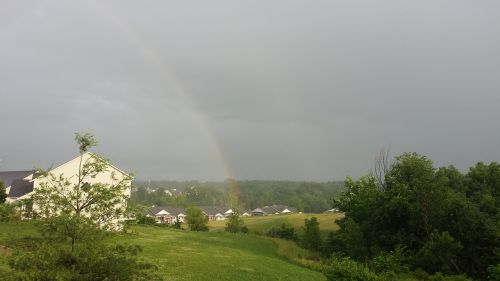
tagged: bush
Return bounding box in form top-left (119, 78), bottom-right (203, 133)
top-left (136, 214), bottom-right (157, 225)
top-left (0, 203), bottom-right (20, 222)
top-left (266, 223), bottom-right (297, 241)
top-left (488, 264), bottom-right (500, 281)
top-left (370, 246), bottom-right (409, 274)
top-left (8, 241), bottom-right (163, 281)
top-left (225, 213), bottom-right (247, 233)
top-left (323, 256), bottom-right (382, 281)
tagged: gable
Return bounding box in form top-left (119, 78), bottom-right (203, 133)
top-left (156, 210), bottom-right (170, 215)
top-left (45, 152), bottom-right (129, 180)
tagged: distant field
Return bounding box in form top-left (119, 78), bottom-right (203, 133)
top-left (209, 212), bottom-right (343, 236)
top-left (0, 222), bottom-right (326, 281)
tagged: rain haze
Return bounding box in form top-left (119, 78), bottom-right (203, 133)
top-left (1, 0), bottom-right (499, 181)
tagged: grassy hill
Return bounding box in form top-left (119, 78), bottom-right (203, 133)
top-left (0, 222), bottom-right (326, 281)
top-left (209, 213), bottom-right (343, 236)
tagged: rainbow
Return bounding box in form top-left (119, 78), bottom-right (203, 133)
top-left (88, 0), bottom-right (234, 180)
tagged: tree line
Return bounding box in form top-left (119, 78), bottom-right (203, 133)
top-left (130, 179), bottom-right (344, 213)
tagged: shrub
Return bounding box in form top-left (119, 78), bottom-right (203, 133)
top-left (370, 245), bottom-right (409, 274)
top-left (323, 256), bottom-right (382, 281)
top-left (136, 214), bottom-right (157, 225)
top-left (225, 213), bottom-right (247, 233)
top-left (488, 264), bottom-right (500, 281)
top-left (266, 223), bottom-right (297, 241)
top-left (8, 242), bottom-right (163, 281)
top-left (0, 203), bottom-right (20, 222)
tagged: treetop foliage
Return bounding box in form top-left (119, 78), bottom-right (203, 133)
top-left (329, 152), bottom-right (500, 280)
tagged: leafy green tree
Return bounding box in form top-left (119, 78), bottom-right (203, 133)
top-left (224, 212), bottom-right (247, 233)
top-left (0, 181), bottom-right (6, 203)
top-left (266, 223), bottom-right (297, 240)
top-left (414, 231), bottom-right (463, 275)
top-left (185, 206), bottom-right (208, 231)
top-left (302, 217), bottom-right (322, 251)
top-left (331, 153), bottom-right (499, 279)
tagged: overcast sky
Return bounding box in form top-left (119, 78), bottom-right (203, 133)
top-left (1, 1), bottom-right (499, 181)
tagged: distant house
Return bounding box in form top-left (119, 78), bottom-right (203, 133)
top-left (221, 207), bottom-right (234, 216)
top-left (324, 208), bottom-right (340, 213)
top-left (144, 206), bottom-right (251, 223)
top-left (251, 208), bottom-right (266, 216)
top-left (222, 207), bottom-right (251, 217)
top-left (146, 206), bottom-right (186, 224)
top-left (200, 206), bottom-right (225, 221)
top-left (262, 206), bottom-right (279, 215)
top-left (272, 205), bottom-right (297, 214)
top-left (240, 210), bottom-right (252, 217)
top-left (250, 205), bottom-right (297, 216)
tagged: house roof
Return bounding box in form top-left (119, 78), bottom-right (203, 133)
top-left (262, 206), bottom-right (279, 214)
top-left (271, 205), bottom-right (289, 213)
top-left (200, 206), bottom-right (223, 216)
top-left (148, 206), bottom-right (186, 216)
top-left (0, 171), bottom-right (33, 188)
top-left (8, 179), bottom-right (34, 198)
top-left (251, 208), bottom-right (265, 214)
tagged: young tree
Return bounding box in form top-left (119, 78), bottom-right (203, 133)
top-left (185, 206), bottom-right (208, 231)
top-left (224, 212), bottom-right (247, 233)
top-left (302, 217), bottom-right (322, 251)
top-left (32, 132), bottom-right (132, 230)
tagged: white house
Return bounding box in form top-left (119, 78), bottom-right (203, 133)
top-left (146, 206), bottom-right (186, 224)
top-left (0, 152), bottom-right (132, 228)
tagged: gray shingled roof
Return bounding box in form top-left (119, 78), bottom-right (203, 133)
top-left (199, 206), bottom-right (223, 216)
top-left (8, 179), bottom-right (34, 198)
top-left (262, 206), bottom-right (279, 214)
top-left (0, 170), bottom-right (33, 188)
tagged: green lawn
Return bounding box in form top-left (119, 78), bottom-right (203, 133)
top-left (0, 222), bottom-right (326, 281)
top-left (209, 213), bottom-right (343, 236)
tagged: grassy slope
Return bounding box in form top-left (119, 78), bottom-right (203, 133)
top-left (209, 213), bottom-right (343, 236)
top-left (0, 222), bottom-right (326, 281)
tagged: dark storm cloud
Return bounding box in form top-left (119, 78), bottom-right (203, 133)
top-left (1, 0), bottom-right (499, 180)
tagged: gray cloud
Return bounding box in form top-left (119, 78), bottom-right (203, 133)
top-left (1, 0), bottom-right (499, 181)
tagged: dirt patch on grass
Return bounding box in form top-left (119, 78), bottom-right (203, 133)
top-left (0, 245), bottom-right (12, 257)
